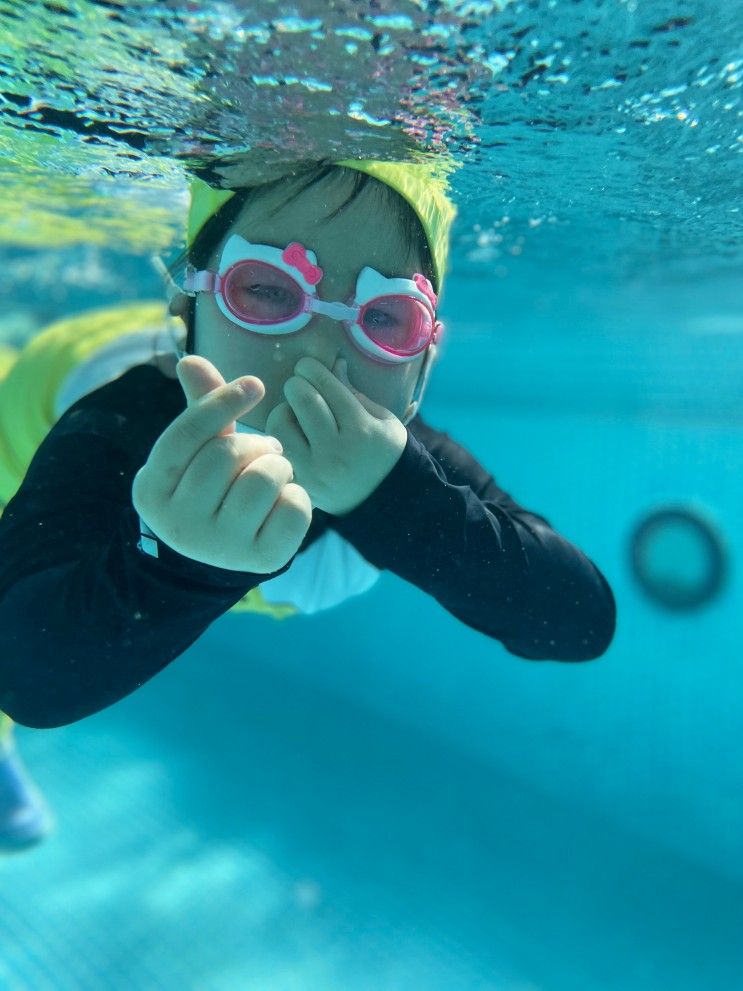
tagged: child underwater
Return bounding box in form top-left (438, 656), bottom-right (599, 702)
top-left (0, 159), bottom-right (616, 847)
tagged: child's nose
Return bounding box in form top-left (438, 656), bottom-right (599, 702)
top-left (299, 314), bottom-right (350, 372)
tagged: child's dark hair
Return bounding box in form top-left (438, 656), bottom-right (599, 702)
top-left (168, 161), bottom-right (436, 354)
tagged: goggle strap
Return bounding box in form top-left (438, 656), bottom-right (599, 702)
top-left (183, 269), bottom-right (220, 294)
top-left (310, 298), bottom-right (358, 321)
top-left (150, 255), bottom-right (183, 304)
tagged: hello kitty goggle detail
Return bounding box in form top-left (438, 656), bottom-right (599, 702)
top-left (180, 235), bottom-right (442, 364)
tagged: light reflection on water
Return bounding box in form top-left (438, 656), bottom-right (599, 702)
top-left (0, 0), bottom-right (739, 288)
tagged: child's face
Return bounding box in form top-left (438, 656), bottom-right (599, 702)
top-left (193, 173), bottom-right (433, 430)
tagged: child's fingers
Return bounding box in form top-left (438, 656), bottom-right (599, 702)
top-left (143, 378), bottom-right (272, 500)
top-left (330, 357), bottom-right (390, 419)
top-left (333, 357), bottom-right (352, 388)
top-left (176, 355), bottom-right (228, 405)
top-left (176, 355), bottom-right (264, 439)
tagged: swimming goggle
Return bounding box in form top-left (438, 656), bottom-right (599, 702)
top-left (173, 234), bottom-right (442, 365)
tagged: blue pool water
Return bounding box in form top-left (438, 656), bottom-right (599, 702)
top-left (1, 0), bottom-right (742, 988)
top-left (3, 572), bottom-right (743, 989)
top-left (3, 317), bottom-right (743, 986)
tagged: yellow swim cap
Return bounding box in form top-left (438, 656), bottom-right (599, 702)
top-left (186, 158), bottom-right (458, 295)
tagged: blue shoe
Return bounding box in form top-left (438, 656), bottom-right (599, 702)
top-left (0, 736), bottom-right (55, 852)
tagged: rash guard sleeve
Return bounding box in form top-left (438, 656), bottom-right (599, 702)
top-left (330, 414), bottom-right (617, 662)
top-left (0, 367), bottom-right (295, 728)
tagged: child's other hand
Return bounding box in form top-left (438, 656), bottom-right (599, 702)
top-left (265, 356), bottom-right (408, 516)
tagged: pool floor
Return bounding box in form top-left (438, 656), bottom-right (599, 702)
top-left (1, 649), bottom-right (741, 990)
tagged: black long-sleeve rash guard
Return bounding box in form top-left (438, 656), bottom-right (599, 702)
top-left (0, 364), bottom-right (616, 729)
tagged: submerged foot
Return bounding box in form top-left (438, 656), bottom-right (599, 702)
top-left (0, 735), bottom-right (55, 852)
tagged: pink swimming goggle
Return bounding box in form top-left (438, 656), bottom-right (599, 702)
top-left (179, 234), bottom-right (443, 365)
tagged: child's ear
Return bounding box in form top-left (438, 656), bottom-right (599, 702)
top-left (168, 291), bottom-right (190, 319)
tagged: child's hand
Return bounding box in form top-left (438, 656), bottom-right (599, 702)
top-left (264, 356), bottom-right (408, 516)
top-left (131, 355), bottom-right (312, 573)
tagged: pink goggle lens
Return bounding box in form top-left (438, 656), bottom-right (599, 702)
top-left (358, 296), bottom-right (433, 354)
top-left (223, 261), bottom-right (304, 324)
